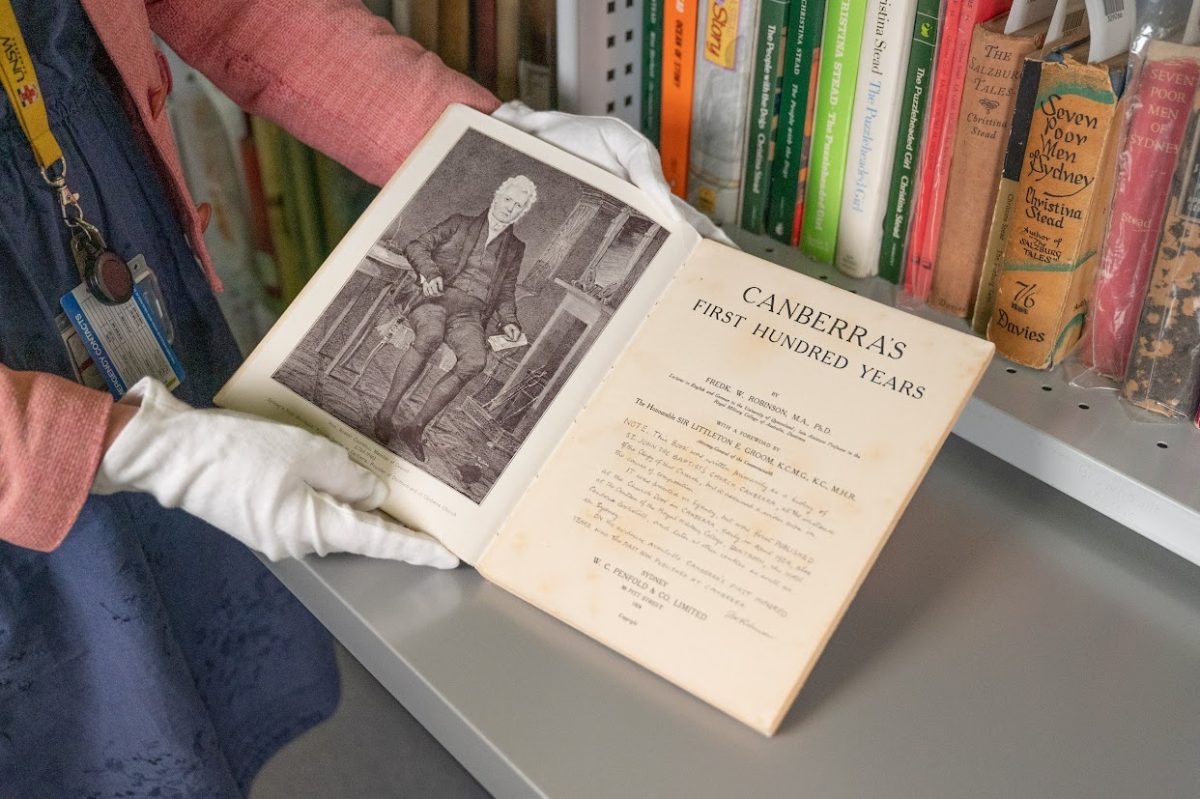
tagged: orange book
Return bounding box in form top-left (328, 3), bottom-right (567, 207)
top-left (659, 0), bottom-right (700, 198)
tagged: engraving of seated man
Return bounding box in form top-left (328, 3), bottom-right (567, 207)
top-left (373, 174), bottom-right (537, 460)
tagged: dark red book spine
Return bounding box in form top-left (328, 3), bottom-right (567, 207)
top-left (474, 0), bottom-right (498, 92)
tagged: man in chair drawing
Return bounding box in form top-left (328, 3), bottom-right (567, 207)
top-left (374, 175), bottom-right (536, 460)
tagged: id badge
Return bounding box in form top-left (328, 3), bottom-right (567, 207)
top-left (59, 257), bottom-right (185, 399)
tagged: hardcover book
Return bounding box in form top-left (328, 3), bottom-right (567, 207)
top-left (834, 0), bottom-right (920, 278)
top-left (986, 51), bottom-right (1128, 368)
top-left (215, 106), bottom-right (993, 736)
top-left (927, 15), bottom-right (1048, 317)
top-left (766, 0), bottom-right (827, 245)
top-left (688, 0), bottom-right (762, 224)
top-left (739, 0), bottom-right (791, 234)
top-left (734, 0), bottom-right (792, 233)
top-left (642, 0), bottom-right (664, 144)
top-left (969, 32), bottom-right (1090, 336)
top-left (660, 0), bottom-right (701, 197)
top-left (799, 0), bottom-right (869, 263)
top-left (903, 0), bottom-right (1012, 301)
top-left (1083, 40), bottom-right (1200, 379)
top-left (1122, 102), bottom-right (1200, 418)
top-left (877, 0), bottom-right (942, 283)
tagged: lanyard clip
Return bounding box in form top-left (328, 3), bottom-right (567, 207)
top-left (40, 157), bottom-right (86, 228)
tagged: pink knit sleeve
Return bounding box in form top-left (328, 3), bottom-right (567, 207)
top-left (0, 365), bottom-right (114, 552)
top-left (147, 0), bottom-right (502, 187)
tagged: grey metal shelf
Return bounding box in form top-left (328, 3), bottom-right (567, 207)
top-left (726, 228), bottom-right (1200, 568)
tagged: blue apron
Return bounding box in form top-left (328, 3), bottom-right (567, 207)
top-left (0, 3), bottom-right (338, 795)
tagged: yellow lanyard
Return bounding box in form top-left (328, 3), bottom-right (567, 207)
top-left (0, 0), bottom-right (63, 171)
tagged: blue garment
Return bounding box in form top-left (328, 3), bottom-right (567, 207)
top-left (0, 3), bottom-right (338, 795)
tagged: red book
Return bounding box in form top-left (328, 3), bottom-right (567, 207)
top-left (903, 0), bottom-right (1011, 300)
top-left (1083, 42), bottom-right (1200, 378)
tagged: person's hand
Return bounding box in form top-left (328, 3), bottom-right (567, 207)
top-left (91, 378), bottom-right (458, 567)
top-left (502, 323), bottom-right (522, 342)
top-left (491, 101), bottom-right (733, 246)
top-left (421, 275), bottom-right (444, 297)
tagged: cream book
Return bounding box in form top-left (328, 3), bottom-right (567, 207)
top-left (215, 106), bottom-right (994, 735)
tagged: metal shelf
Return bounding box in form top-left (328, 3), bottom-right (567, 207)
top-left (727, 228), bottom-right (1200, 568)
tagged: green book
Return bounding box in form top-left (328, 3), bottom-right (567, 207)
top-left (877, 0), bottom-right (940, 283)
top-left (641, 0), bottom-right (662, 144)
top-left (799, 0), bottom-right (867, 263)
top-left (738, 0), bottom-right (791, 234)
top-left (766, 0), bottom-right (827, 245)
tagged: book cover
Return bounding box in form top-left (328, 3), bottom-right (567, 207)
top-left (799, 0), bottom-right (869, 263)
top-left (660, 0), bottom-right (700, 198)
top-left (215, 105), bottom-right (992, 737)
top-left (738, 0), bottom-right (791, 234)
top-left (987, 53), bottom-right (1127, 369)
top-left (1083, 40), bottom-right (1200, 379)
top-left (834, 0), bottom-right (920, 278)
top-left (877, 0), bottom-right (942, 283)
top-left (1121, 107), bottom-right (1200, 418)
top-left (688, 0), bottom-right (763, 224)
top-left (767, 0), bottom-right (828, 244)
top-left (927, 16), bottom-right (1047, 316)
top-left (903, 0), bottom-right (1012, 300)
top-left (642, 0), bottom-right (664, 144)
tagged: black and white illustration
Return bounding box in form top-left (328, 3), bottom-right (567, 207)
top-left (273, 129), bottom-right (669, 503)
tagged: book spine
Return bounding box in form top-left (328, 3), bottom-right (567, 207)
top-left (877, 0), bottom-right (941, 283)
top-left (766, 0), bottom-right (825, 243)
top-left (970, 55), bottom-right (1044, 335)
top-left (834, 0), bottom-right (920, 278)
top-left (790, 6), bottom-right (829, 244)
top-left (987, 59), bottom-right (1122, 369)
top-left (1083, 53), bottom-right (1200, 378)
top-left (517, 0), bottom-right (556, 110)
top-left (438, 0), bottom-right (471, 73)
top-left (739, 0), bottom-right (792, 234)
top-left (904, 0), bottom-right (1011, 299)
top-left (927, 23), bottom-right (1043, 316)
top-left (642, 0), bottom-right (664, 144)
top-left (799, 0), bottom-right (869, 262)
top-left (496, 0), bottom-right (519, 100)
top-left (1122, 110), bottom-right (1200, 418)
top-left (411, 0), bottom-right (438, 51)
top-left (688, 0), bottom-right (763, 225)
top-left (660, 0), bottom-right (701, 197)
top-left (473, 0), bottom-right (498, 91)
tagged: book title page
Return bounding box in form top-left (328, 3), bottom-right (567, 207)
top-left (478, 240), bottom-right (993, 734)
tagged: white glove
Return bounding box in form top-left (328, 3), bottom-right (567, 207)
top-left (91, 378), bottom-right (458, 567)
top-left (492, 101), bottom-right (734, 246)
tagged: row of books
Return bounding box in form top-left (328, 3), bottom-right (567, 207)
top-left (641, 0), bottom-right (1200, 426)
top-left (387, 0), bottom-right (557, 108)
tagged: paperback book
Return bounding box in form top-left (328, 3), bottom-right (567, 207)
top-left (216, 106), bottom-right (993, 735)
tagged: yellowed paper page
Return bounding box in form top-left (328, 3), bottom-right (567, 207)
top-left (215, 105), bottom-right (698, 563)
top-left (478, 239), bottom-right (994, 734)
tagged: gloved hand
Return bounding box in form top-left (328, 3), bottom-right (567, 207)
top-left (91, 377), bottom-right (458, 567)
top-left (491, 101), bottom-right (734, 246)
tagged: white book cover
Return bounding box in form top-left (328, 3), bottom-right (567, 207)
top-left (834, 0), bottom-right (919, 278)
top-left (687, 0), bottom-right (762, 226)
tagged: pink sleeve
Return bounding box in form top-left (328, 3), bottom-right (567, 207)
top-left (147, 0), bottom-right (502, 187)
top-left (0, 365), bottom-right (113, 552)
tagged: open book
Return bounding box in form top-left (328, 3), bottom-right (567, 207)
top-left (215, 106), bottom-right (993, 735)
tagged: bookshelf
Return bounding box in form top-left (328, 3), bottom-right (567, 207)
top-left (554, 0), bottom-right (1200, 569)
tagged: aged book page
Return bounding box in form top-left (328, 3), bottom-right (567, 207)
top-left (478, 240), bottom-right (994, 734)
top-left (215, 106), bottom-right (698, 563)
